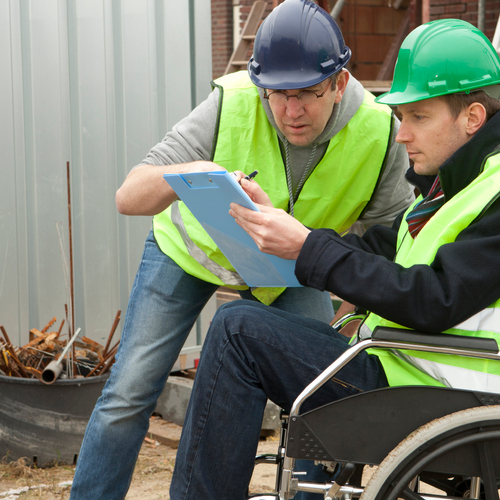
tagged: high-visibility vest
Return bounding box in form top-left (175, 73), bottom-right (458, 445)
top-left (360, 151), bottom-right (500, 392)
top-left (153, 71), bottom-right (393, 292)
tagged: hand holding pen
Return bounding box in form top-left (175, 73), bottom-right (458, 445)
top-left (238, 170), bottom-right (273, 208)
top-left (230, 170), bottom-right (258, 184)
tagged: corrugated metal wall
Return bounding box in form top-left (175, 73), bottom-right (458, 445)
top-left (0, 0), bottom-right (213, 346)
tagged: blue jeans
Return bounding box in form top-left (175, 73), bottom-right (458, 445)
top-left (70, 230), bottom-right (334, 500)
top-left (170, 301), bottom-right (388, 500)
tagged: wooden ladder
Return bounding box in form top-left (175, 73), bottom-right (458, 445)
top-left (224, 0), bottom-right (268, 75)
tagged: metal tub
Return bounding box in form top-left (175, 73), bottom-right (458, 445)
top-left (0, 374), bottom-right (108, 467)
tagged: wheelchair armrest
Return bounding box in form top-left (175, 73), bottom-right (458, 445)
top-left (372, 326), bottom-right (499, 353)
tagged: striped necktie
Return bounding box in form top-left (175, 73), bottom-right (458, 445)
top-left (406, 176), bottom-right (444, 238)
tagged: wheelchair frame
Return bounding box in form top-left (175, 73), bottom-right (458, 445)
top-left (251, 321), bottom-right (500, 500)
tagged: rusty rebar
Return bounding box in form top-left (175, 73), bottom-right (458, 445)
top-left (99, 351), bottom-right (118, 375)
top-left (0, 325), bottom-right (12, 346)
top-left (103, 310), bottom-right (121, 357)
top-left (1, 319), bottom-right (118, 380)
top-left (57, 319), bottom-right (65, 335)
top-left (0, 339), bottom-right (29, 378)
top-left (86, 340), bottom-right (120, 377)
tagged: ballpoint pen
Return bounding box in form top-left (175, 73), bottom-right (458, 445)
top-left (243, 170), bottom-right (258, 181)
top-left (231, 170), bottom-right (258, 184)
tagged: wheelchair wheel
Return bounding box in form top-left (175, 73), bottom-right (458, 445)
top-left (360, 405), bottom-right (500, 500)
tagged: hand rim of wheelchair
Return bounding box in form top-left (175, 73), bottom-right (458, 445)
top-left (278, 326), bottom-right (500, 500)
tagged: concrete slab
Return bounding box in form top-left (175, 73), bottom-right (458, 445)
top-left (155, 375), bottom-right (281, 431)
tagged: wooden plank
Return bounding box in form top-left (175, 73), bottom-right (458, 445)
top-left (360, 80), bottom-right (392, 94)
top-left (147, 418), bottom-right (183, 449)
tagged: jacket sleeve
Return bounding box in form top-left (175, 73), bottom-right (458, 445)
top-left (296, 198), bottom-right (500, 333)
top-left (357, 116), bottom-right (415, 229)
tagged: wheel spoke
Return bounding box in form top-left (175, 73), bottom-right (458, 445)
top-left (477, 439), bottom-right (500, 500)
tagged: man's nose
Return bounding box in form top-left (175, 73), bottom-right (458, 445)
top-left (285, 96), bottom-right (305, 117)
top-left (395, 123), bottom-right (411, 143)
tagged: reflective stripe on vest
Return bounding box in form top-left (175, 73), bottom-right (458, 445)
top-left (452, 306), bottom-right (500, 335)
top-left (170, 202), bottom-right (245, 286)
top-left (389, 349), bottom-right (500, 393)
top-left (153, 71), bottom-right (393, 289)
top-left (361, 151), bottom-right (500, 391)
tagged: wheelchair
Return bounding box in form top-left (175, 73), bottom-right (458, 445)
top-left (250, 315), bottom-right (500, 500)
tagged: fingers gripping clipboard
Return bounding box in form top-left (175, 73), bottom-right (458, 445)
top-left (163, 171), bottom-right (301, 287)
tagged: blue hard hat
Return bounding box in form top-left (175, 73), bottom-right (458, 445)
top-left (248, 0), bottom-right (351, 89)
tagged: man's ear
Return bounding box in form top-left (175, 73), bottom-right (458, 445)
top-left (465, 102), bottom-right (487, 136)
top-left (334, 70), bottom-right (349, 103)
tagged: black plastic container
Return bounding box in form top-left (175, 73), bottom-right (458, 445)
top-left (0, 373), bottom-right (108, 467)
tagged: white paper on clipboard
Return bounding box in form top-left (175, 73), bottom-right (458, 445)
top-left (163, 171), bottom-right (301, 287)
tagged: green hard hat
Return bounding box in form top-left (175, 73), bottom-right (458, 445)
top-left (376, 19), bottom-right (500, 105)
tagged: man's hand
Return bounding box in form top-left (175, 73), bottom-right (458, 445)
top-left (229, 203), bottom-right (310, 260)
top-left (241, 177), bottom-right (273, 207)
top-left (231, 171), bottom-right (274, 207)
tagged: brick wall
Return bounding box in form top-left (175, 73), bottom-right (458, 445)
top-left (426, 0), bottom-right (500, 39)
top-left (212, 0), bottom-right (234, 79)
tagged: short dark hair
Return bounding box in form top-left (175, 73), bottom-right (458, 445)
top-left (329, 71), bottom-right (343, 85)
top-left (439, 91), bottom-right (500, 122)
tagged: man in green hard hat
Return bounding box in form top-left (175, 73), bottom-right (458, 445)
top-left (168, 19), bottom-right (500, 499)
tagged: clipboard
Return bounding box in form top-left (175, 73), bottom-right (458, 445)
top-left (163, 171), bottom-right (301, 287)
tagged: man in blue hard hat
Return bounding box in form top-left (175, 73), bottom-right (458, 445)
top-left (69, 1), bottom-right (413, 498)
top-left (168, 18), bottom-right (500, 500)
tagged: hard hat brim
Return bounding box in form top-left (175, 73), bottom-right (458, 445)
top-left (375, 89), bottom-right (431, 106)
top-left (248, 61), bottom-right (335, 90)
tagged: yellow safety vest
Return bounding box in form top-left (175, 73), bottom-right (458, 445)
top-left (153, 71), bottom-right (393, 299)
top-left (360, 151), bottom-right (500, 392)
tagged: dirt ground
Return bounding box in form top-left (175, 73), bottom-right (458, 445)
top-left (0, 420), bottom-right (280, 500)
top-left (0, 419), bottom-right (445, 499)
